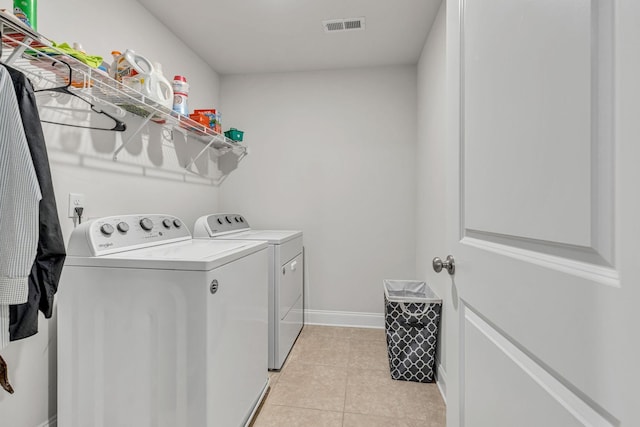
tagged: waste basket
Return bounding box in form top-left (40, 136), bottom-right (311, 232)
top-left (383, 279), bottom-right (442, 383)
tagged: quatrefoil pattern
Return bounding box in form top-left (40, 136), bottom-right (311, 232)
top-left (385, 298), bottom-right (442, 383)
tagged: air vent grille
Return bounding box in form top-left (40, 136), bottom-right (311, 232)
top-left (344, 20), bottom-right (362, 30)
top-left (323, 17), bottom-right (365, 33)
top-left (326, 22), bottom-right (344, 32)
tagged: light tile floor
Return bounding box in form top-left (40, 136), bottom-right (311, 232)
top-left (252, 325), bottom-right (446, 427)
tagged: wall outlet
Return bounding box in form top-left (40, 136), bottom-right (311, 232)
top-left (68, 193), bottom-right (86, 218)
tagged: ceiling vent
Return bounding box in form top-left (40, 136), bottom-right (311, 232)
top-left (322, 17), bottom-right (366, 33)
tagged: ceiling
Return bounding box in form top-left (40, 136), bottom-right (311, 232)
top-left (136, 0), bottom-right (442, 75)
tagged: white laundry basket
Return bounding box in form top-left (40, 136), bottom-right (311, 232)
top-left (383, 279), bottom-right (442, 383)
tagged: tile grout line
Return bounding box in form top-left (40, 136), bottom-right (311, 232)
top-left (341, 330), bottom-right (354, 426)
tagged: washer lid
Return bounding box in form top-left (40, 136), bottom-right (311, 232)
top-left (65, 239), bottom-right (268, 271)
top-left (213, 229), bottom-right (302, 245)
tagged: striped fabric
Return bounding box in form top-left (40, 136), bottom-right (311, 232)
top-left (0, 65), bottom-right (42, 349)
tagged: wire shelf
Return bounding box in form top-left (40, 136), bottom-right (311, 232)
top-left (0, 11), bottom-right (246, 169)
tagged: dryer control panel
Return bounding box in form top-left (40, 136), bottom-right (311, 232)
top-left (194, 213), bottom-right (251, 237)
top-left (68, 214), bottom-right (192, 256)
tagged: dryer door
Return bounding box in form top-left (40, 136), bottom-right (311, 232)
top-left (277, 253), bottom-right (304, 365)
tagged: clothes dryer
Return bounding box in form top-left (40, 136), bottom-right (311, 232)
top-left (194, 213), bottom-right (303, 370)
top-left (58, 214), bottom-right (269, 427)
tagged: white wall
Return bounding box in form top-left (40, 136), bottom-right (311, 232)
top-left (218, 67), bottom-right (417, 322)
top-left (415, 1), bottom-right (448, 393)
top-left (0, 0), bottom-right (222, 425)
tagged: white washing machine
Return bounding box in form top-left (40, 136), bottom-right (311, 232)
top-left (58, 214), bottom-right (269, 427)
top-left (194, 214), bottom-right (303, 370)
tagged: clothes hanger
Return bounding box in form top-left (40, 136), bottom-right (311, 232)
top-left (33, 60), bottom-right (127, 132)
top-left (1, 23), bottom-right (126, 132)
top-left (0, 355), bottom-right (14, 394)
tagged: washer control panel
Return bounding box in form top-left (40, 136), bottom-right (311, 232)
top-left (68, 214), bottom-right (191, 256)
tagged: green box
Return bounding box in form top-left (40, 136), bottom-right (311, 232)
top-left (224, 128), bottom-right (244, 142)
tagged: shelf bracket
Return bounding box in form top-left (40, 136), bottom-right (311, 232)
top-left (4, 36), bottom-right (31, 65)
top-left (185, 134), bottom-right (227, 170)
top-left (113, 114), bottom-right (154, 160)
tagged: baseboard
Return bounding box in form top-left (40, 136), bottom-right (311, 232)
top-left (305, 309), bottom-right (384, 329)
top-left (37, 415), bottom-right (56, 427)
top-left (436, 363), bottom-right (447, 405)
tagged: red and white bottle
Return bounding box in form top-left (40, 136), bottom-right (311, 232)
top-left (172, 75), bottom-right (189, 115)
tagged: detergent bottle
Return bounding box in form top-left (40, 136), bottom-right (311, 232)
top-left (146, 62), bottom-right (173, 110)
top-left (13, 0), bottom-right (37, 30)
top-left (109, 49), bottom-right (152, 83)
top-left (109, 50), bottom-right (126, 82)
top-left (109, 50), bottom-right (173, 108)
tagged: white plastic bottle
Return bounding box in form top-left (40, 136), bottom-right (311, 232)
top-left (172, 75), bottom-right (189, 115)
top-left (109, 49), bottom-right (153, 83)
top-left (109, 50), bottom-right (125, 81)
top-left (146, 62), bottom-right (173, 109)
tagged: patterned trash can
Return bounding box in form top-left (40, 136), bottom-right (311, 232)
top-left (383, 279), bottom-right (442, 383)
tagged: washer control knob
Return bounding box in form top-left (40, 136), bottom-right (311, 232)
top-left (225, 216), bottom-right (232, 224)
top-left (140, 218), bottom-right (154, 231)
top-left (173, 219), bottom-right (182, 228)
top-left (117, 222), bottom-right (130, 233)
top-left (100, 224), bottom-right (115, 236)
top-left (162, 219), bottom-right (172, 229)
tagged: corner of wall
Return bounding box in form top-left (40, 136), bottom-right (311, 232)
top-left (37, 415), bottom-right (57, 427)
top-left (436, 363), bottom-right (447, 405)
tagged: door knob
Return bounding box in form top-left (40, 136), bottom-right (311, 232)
top-left (433, 255), bottom-right (455, 275)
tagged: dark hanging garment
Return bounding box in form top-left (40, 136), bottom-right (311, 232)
top-left (5, 65), bottom-right (66, 340)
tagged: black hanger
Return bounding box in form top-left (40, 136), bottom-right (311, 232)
top-left (33, 60), bottom-right (127, 132)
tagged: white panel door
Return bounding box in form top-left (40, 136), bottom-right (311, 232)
top-left (443, 1), bottom-right (640, 426)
